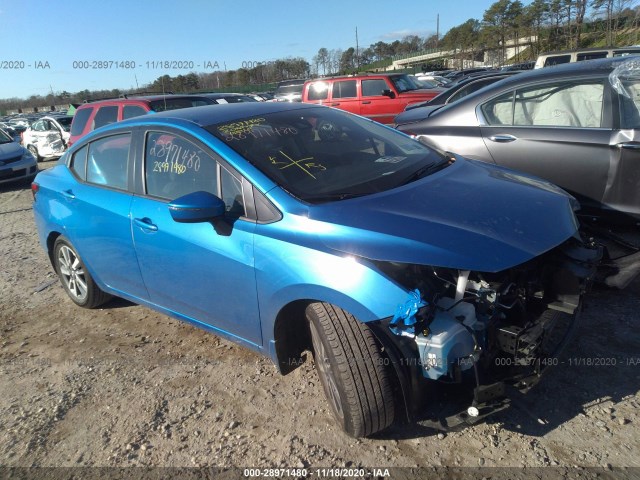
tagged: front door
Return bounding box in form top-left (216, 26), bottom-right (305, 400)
top-left (130, 129), bottom-right (262, 345)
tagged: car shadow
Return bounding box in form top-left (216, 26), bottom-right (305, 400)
top-left (102, 296), bottom-right (137, 309)
top-left (0, 177), bottom-right (35, 194)
top-left (375, 277), bottom-right (640, 440)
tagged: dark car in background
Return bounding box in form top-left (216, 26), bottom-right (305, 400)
top-left (0, 127), bottom-right (37, 185)
top-left (273, 79), bottom-right (306, 102)
top-left (397, 71), bottom-right (523, 121)
top-left (396, 57), bottom-right (640, 288)
top-left (199, 92), bottom-right (259, 104)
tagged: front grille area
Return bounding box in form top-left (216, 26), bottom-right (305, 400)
top-left (0, 168), bottom-right (26, 180)
top-left (0, 154), bottom-right (23, 166)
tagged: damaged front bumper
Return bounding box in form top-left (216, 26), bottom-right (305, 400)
top-left (368, 237), bottom-right (602, 431)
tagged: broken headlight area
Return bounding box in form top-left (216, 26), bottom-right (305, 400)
top-left (370, 237), bottom-right (601, 426)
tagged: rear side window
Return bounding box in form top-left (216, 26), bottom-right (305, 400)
top-left (149, 98), bottom-right (213, 112)
top-left (123, 105), bottom-right (147, 119)
top-left (86, 133), bottom-right (131, 190)
top-left (144, 131), bottom-right (218, 200)
top-left (544, 55), bottom-right (571, 67)
top-left (362, 79), bottom-right (389, 97)
top-left (70, 108), bottom-right (92, 136)
top-left (93, 106), bottom-right (119, 129)
top-left (70, 145), bottom-right (88, 179)
top-left (482, 81), bottom-right (605, 128)
top-left (332, 80), bottom-right (357, 99)
top-left (307, 82), bottom-right (329, 101)
top-left (577, 52), bottom-right (607, 61)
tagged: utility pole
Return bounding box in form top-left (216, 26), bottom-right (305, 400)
top-left (356, 26), bottom-right (360, 69)
top-left (436, 14), bottom-right (439, 49)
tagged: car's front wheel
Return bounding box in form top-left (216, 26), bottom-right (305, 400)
top-left (53, 236), bottom-right (111, 308)
top-left (27, 145), bottom-right (41, 162)
top-left (306, 302), bottom-right (395, 437)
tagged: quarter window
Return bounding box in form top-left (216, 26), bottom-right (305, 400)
top-left (145, 131), bottom-right (218, 200)
top-left (86, 133), bottom-right (131, 190)
top-left (70, 145), bottom-right (88, 180)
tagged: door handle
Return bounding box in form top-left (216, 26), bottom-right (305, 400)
top-left (362, 101), bottom-right (371, 104)
top-left (330, 102), bottom-right (340, 106)
top-left (134, 217), bottom-right (158, 232)
top-left (488, 134), bottom-right (517, 143)
top-left (61, 189), bottom-right (75, 199)
top-left (618, 142), bottom-right (640, 150)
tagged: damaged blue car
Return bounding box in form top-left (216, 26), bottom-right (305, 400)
top-left (32, 103), bottom-right (600, 437)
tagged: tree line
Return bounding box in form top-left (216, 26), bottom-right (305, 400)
top-left (2, 0), bottom-right (638, 112)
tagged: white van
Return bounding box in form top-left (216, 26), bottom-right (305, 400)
top-left (534, 46), bottom-right (640, 68)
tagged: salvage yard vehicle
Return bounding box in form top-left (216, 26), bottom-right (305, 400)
top-left (33, 102), bottom-right (600, 437)
top-left (395, 57), bottom-right (640, 288)
top-left (21, 115), bottom-right (72, 161)
top-left (0, 127), bottom-right (38, 185)
top-left (68, 94), bottom-right (216, 147)
top-left (302, 73), bottom-right (442, 124)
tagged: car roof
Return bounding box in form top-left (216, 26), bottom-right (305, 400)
top-left (116, 102), bottom-right (321, 128)
top-left (78, 94), bottom-right (212, 106)
top-left (492, 55), bottom-right (640, 86)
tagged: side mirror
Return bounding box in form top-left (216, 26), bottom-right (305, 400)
top-left (168, 191), bottom-right (226, 223)
top-left (382, 89), bottom-right (395, 99)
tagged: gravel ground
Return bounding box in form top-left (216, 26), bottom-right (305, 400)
top-left (1, 162), bottom-right (639, 479)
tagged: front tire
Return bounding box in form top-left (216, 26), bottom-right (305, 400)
top-left (53, 237), bottom-right (111, 308)
top-left (306, 302), bottom-right (395, 437)
top-left (27, 145), bottom-right (41, 162)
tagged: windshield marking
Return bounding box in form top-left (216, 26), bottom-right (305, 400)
top-left (274, 150), bottom-right (325, 179)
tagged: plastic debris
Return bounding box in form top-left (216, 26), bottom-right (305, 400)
top-left (389, 289), bottom-right (427, 335)
top-left (609, 58), bottom-right (640, 99)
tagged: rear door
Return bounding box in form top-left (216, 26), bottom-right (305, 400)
top-left (604, 76), bottom-right (640, 219)
top-left (478, 77), bottom-right (613, 212)
top-left (61, 132), bottom-right (147, 299)
top-left (329, 79), bottom-right (360, 116)
top-left (130, 129), bottom-right (262, 345)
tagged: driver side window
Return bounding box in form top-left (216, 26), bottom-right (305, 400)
top-left (145, 131), bottom-right (218, 200)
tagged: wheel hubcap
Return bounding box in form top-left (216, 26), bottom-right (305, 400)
top-left (58, 245), bottom-right (88, 301)
top-left (310, 322), bottom-right (344, 421)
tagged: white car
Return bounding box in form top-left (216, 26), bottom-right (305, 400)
top-left (21, 115), bottom-right (72, 161)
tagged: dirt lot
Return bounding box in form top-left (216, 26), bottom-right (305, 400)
top-left (1, 162), bottom-right (639, 478)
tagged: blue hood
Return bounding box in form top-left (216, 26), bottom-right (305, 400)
top-left (308, 158), bottom-right (578, 272)
top-left (0, 141), bottom-right (24, 161)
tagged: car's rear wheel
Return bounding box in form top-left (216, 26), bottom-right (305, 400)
top-left (306, 302), bottom-right (395, 437)
top-left (27, 145), bottom-right (41, 162)
top-left (53, 237), bottom-right (111, 308)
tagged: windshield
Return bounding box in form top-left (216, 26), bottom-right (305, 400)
top-left (390, 74), bottom-right (423, 93)
top-left (208, 106), bottom-right (446, 203)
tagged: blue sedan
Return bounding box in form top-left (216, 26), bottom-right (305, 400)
top-left (32, 102), bottom-right (600, 437)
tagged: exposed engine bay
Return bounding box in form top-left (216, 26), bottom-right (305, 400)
top-left (370, 237), bottom-right (602, 427)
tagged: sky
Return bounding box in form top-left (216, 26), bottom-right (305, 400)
top-left (0, 0), bottom-right (523, 99)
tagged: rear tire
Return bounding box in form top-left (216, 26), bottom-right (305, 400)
top-left (306, 302), bottom-right (395, 437)
top-left (53, 236), bottom-right (111, 308)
